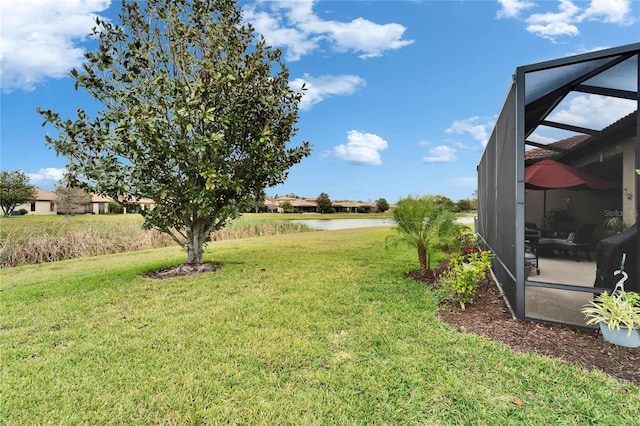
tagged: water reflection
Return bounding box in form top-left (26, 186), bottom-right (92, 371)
top-left (291, 219), bottom-right (394, 230)
top-left (292, 216), bottom-right (474, 231)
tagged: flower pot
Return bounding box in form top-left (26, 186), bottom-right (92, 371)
top-left (599, 323), bottom-right (640, 348)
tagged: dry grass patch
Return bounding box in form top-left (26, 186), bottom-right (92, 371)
top-left (0, 215), bottom-right (310, 268)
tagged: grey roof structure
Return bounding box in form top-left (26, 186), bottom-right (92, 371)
top-left (522, 43), bottom-right (638, 154)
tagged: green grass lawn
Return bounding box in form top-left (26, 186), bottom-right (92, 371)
top-left (2, 228), bottom-right (638, 424)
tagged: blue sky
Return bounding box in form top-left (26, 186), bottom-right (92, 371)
top-left (1, 0), bottom-right (638, 203)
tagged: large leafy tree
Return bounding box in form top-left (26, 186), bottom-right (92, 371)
top-left (54, 183), bottom-right (92, 218)
top-left (0, 171), bottom-right (37, 217)
top-left (38, 0), bottom-right (311, 267)
top-left (375, 197), bottom-right (389, 213)
top-left (316, 192), bottom-right (333, 214)
top-left (387, 194), bottom-right (462, 277)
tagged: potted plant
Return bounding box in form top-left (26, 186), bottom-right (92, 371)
top-left (582, 291), bottom-right (640, 348)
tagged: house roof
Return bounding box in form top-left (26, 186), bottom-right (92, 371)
top-left (525, 110), bottom-right (638, 165)
top-left (91, 194), bottom-right (113, 203)
top-left (288, 199), bottom-right (317, 207)
top-left (524, 134), bottom-right (590, 162)
top-left (560, 110), bottom-right (638, 163)
top-left (35, 188), bottom-right (57, 201)
top-left (332, 201), bottom-right (375, 208)
top-left (34, 188), bottom-right (114, 203)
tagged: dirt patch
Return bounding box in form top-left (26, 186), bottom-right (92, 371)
top-left (406, 263), bottom-right (640, 386)
top-left (145, 262), bottom-right (220, 279)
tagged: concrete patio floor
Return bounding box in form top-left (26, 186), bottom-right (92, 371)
top-left (524, 254), bottom-right (599, 326)
top-left (530, 255), bottom-right (597, 286)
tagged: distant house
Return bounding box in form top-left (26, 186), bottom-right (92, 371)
top-left (14, 188), bottom-right (57, 215)
top-left (57, 192), bottom-right (112, 215)
top-left (263, 197), bottom-right (378, 213)
top-left (262, 199), bottom-right (281, 213)
top-left (14, 188), bottom-right (156, 215)
top-left (88, 194), bottom-right (113, 214)
top-left (332, 201), bottom-right (375, 213)
top-left (134, 197), bottom-right (155, 212)
top-left (87, 194), bottom-right (156, 214)
top-left (289, 198), bottom-right (319, 213)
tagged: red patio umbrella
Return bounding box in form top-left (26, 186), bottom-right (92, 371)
top-left (525, 159), bottom-right (616, 191)
top-left (525, 159), bottom-right (616, 227)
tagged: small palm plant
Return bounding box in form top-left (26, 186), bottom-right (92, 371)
top-left (386, 194), bottom-right (462, 277)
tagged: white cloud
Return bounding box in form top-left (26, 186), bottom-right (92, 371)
top-left (422, 145), bottom-right (458, 163)
top-left (27, 168), bottom-right (66, 187)
top-left (549, 95), bottom-right (637, 129)
top-left (289, 74), bottom-right (366, 111)
top-left (320, 18), bottom-right (414, 59)
top-left (526, 0), bottom-right (581, 40)
top-left (526, 21), bottom-right (580, 40)
top-left (579, 0), bottom-right (635, 25)
top-left (0, 0), bottom-right (111, 92)
top-left (496, 0), bottom-right (536, 19)
top-left (332, 130), bottom-right (388, 166)
top-left (243, 4), bottom-right (321, 62)
top-left (527, 133), bottom-right (557, 145)
top-left (450, 140), bottom-right (472, 150)
top-left (499, 0), bottom-right (636, 42)
top-left (244, 0), bottom-right (413, 61)
top-left (446, 116), bottom-right (494, 147)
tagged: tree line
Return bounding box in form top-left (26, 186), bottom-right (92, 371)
top-left (1, 170), bottom-right (477, 218)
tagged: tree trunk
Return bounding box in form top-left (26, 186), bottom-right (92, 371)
top-left (185, 221), bottom-right (208, 264)
top-left (418, 243), bottom-right (429, 277)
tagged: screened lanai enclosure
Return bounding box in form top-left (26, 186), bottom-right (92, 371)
top-left (477, 43), bottom-right (639, 327)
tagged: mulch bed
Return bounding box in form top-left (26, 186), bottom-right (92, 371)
top-left (145, 262), bottom-right (220, 279)
top-left (406, 262), bottom-right (640, 386)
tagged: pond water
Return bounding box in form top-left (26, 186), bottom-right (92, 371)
top-left (291, 218), bottom-right (394, 230)
top-left (292, 216), bottom-right (474, 231)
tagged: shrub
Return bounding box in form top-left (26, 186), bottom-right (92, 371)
top-left (108, 201), bottom-right (125, 214)
top-left (18, 209), bottom-right (28, 215)
top-left (440, 250), bottom-right (492, 309)
top-left (456, 232), bottom-right (481, 258)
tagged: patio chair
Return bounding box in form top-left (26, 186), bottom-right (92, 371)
top-left (525, 225), bottom-right (541, 275)
top-left (537, 223), bottom-right (596, 262)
